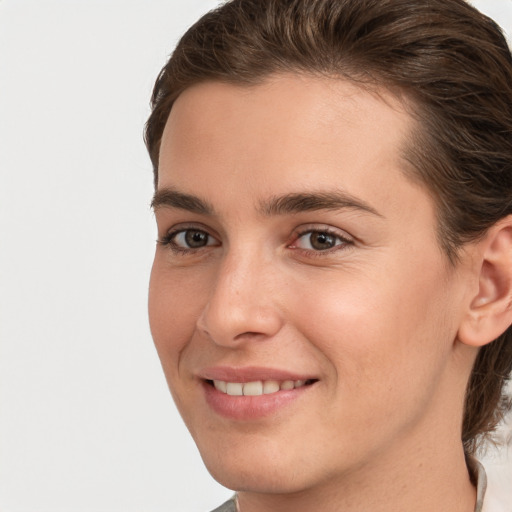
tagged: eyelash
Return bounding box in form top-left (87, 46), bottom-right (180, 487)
top-left (158, 226), bottom-right (354, 257)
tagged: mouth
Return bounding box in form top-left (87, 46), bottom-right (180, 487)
top-left (205, 378), bottom-right (318, 396)
top-left (199, 367), bottom-right (319, 420)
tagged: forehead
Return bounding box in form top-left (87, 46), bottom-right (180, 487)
top-left (160, 75), bottom-right (413, 178)
top-left (158, 74), bottom-right (431, 226)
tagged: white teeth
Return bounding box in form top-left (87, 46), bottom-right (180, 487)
top-left (213, 380), bottom-right (227, 393)
top-left (243, 381), bottom-right (263, 396)
top-left (226, 382), bottom-right (244, 396)
top-left (262, 380), bottom-right (280, 394)
top-left (280, 380), bottom-right (294, 390)
top-left (212, 379), bottom-right (310, 396)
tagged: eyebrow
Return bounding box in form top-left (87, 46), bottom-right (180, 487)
top-left (151, 187), bottom-right (382, 218)
top-left (259, 191), bottom-right (383, 217)
top-left (151, 188), bottom-right (213, 215)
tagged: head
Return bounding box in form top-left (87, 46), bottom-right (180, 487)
top-left (146, 0), bottom-right (512, 470)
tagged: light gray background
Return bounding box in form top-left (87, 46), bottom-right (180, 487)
top-left (0, 1), bottom-right (511, 511)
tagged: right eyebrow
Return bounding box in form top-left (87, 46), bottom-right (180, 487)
top-left (151, 188), bottom-right (214, 215)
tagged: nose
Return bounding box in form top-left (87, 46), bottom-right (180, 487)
top-left (196, 250), bottom-right (284, 347)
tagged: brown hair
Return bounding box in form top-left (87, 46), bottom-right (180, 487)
top-left (145, 0), bottom-right (512, 454)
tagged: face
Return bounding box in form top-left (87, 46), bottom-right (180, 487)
top-left (149, 75), bottom-right (472, 495)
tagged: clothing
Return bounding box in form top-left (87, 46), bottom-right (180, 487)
top-left (468, 457), bottom-right (512, 512)
top-left (209, 460), bottom-right (509, 512)
top-left (470, 457), bottom-right (487, 512)
top-left (210, 497), bottom-right (236, 512)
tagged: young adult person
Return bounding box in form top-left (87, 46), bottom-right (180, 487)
top-left (145, 1), bottom-right (512, 510)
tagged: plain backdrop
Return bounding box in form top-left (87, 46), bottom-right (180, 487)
top-left (0, 1), bottom-right (511, 511)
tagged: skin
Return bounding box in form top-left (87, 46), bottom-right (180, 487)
top-left (149, 75), bottom-right (481, 512)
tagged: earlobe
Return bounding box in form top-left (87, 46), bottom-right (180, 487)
top-left (458, 216), bottom-right (512, 348)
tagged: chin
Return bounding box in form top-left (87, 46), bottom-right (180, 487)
top-left (204, 458), bottom-right (310, 494)
top-left (195, 435), bottom-right (327, 494)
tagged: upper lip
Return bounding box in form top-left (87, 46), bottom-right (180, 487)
top-left (199, 366), bottom-right (317, 383)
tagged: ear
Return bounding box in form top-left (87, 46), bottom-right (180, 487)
top-left (458, 216), bottom-right (512, 348)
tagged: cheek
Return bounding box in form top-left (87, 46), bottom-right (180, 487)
top-left (285, 266), bottom-right (458, 454)
top-left (288, 258), bottom-right (456, 391)
top-left (148, 257), bottom-right (208, 361)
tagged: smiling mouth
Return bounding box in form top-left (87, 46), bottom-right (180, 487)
top-left (206, 379), bottom-right (317, 396)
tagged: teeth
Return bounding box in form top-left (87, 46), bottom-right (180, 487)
top-left (280, 380), bottom-right (294, 390)
top-left (262, 380), bottom-right (280, 394)
top-left (226, 382), bottom-right (243, 396)
top-left (242, 381), bottom-right (263, 396)
top-left (213, 380), bottom-right (227, 393)
top-left (212, 379), bottom-right (310, 396)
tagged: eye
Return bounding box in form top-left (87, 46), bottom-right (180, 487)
top-left (175, 229), bottom-right (214, 248)
top-left (290, 229), bottom-right (352, 252)
top-left (160, 228), bottom-right (219, 252)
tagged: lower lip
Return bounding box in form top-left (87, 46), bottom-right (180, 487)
top-left (203, 381), bottom-right (312, 421)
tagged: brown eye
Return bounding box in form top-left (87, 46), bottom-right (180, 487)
top-left (184, 230), bottom-right (210, 248)
top-left (292, 229), bottom-right (351, 252)
top-left (309, 232), bottom-right (336, 250)
top-left (170, 229), bottom-right (218, 250)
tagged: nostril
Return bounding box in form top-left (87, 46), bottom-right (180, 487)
top-left (233, 331), bottom-right (267, 340)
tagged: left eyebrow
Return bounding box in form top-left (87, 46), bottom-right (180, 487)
top-left (259, 191), bottom-right (383, 217)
